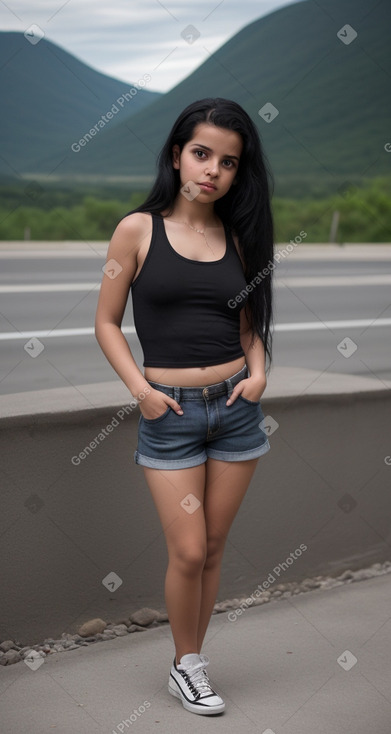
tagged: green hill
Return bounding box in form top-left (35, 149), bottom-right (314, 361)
top-left (0, 31), bottom-right (160, 175)
top-left (2, 0), bottom-right (390, 197)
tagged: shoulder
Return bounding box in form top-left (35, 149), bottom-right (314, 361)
top-left (110, 211), bottom-right (154, 258)
top-left (115, 211), bottom-right (153, 238)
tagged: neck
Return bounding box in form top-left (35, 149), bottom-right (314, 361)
top-left (169, 195), bottom-right (218, 228)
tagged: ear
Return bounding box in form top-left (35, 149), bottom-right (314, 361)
top-left (172, 144), bottom-right (181, 169)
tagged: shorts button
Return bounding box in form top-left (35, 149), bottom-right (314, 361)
top-left (203, 387), bottom-right (208, 397)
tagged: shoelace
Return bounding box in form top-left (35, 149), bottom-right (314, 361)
top-left (181, 654), bottom-right (214, 696)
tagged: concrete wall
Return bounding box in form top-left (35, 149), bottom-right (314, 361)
top-left (1, 366), bottom-right (390, 643)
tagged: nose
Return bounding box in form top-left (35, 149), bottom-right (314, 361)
top-left (204, 158), bottom-right (219, 176)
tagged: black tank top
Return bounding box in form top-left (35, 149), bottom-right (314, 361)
top-left (130, 212), bottom-right (249, 367)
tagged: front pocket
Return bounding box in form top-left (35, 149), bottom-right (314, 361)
top-left (142, 405), bottom-right (172, 423)
top-left (237, 394), bottom-right (260, 406)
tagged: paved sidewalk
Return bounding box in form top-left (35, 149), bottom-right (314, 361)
top-left (1, 571), bottom-right (390, 734)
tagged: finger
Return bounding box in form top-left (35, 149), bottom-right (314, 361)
top-left (172, 401), bottom-right (183, 414)
top-left (226, 391), bottom-right (236, 405)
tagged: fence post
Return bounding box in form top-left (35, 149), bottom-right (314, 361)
top-left (329, 210), bottom-right (340, 244)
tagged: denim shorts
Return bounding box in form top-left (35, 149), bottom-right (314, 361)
top-left (134, 364), bottom-right (270, 470)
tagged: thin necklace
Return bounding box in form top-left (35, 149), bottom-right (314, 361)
top-left (180, 221), bottom-right (216, 255)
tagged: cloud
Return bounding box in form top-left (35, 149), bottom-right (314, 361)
top-left (0, 0), bottom-right (300, 91)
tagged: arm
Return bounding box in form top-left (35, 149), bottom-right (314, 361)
top-left (239, 306), bottom-right (267, 381)
top-left (94, 213), bottom-right (152, 398)
top-left (226, 306), bottom-right (267, 405)
top-left (228, 231), bottom-right (267, 401)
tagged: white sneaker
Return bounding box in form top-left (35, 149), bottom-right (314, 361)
top-left (168, 653), bottom-right (225, 715)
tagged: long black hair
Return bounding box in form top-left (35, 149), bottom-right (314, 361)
top-left (122, 98), bottom-right (275, 374)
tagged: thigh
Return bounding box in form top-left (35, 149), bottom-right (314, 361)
top-left (203, 457), bottom-right (259, 542)
top-left (142, 464), bottom-right (208, 558)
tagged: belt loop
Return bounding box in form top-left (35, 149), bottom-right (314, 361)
top-left (224, 375), bottom-right (234, 397)
top-left (173, 385), bottom-right (181, 403)
top-left (225, 364), bottom-right (247, 395)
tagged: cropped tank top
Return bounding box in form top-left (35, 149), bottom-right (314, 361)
top-left (130, 212), bottom-right (249, 367)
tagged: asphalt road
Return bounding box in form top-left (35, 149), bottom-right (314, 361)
top-left (0, 244), bottom-right (390, 395)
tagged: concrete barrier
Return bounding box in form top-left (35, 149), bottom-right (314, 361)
top-left (0, 366), bottom-right (390, 642)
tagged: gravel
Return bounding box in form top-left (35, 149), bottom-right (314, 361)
top-left (1, 560), bottom-right (390, 666)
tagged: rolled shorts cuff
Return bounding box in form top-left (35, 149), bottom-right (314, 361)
top-left (206, 439), bottom-right (271, 462)
top-left (134, 448), bottom-right (207, 470)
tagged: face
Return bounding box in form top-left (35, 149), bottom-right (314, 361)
top-left (172, 122), bottom-right (242, 201)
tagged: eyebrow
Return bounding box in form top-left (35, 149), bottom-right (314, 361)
top-left (189, 143), bottom-right (240, 161)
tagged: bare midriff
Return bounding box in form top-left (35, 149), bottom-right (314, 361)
top-left (144, 355), bottom-right (246, 387)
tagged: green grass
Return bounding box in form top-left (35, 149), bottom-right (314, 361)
top-left (0, 177), bottom-right (390, 242)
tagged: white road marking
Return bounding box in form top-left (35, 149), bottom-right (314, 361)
top-left (1, 319), bottom-right (391, 341)
top-left (275, 275), bottom-right (391, 287)
top-left (1, 274), bottom-right (391, 293)
top-left (0, 283), bottom-right (100, 293)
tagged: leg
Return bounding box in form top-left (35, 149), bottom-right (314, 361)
top-left (142, 463), bottom-right (207, 665)
top-left (197, 457), bottom-right (259, 652)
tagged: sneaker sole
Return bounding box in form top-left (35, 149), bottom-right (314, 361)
top-left (168, 680), bottom-right (225, 715)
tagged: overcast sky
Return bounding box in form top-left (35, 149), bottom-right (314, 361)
top-left (0, 0), bottom-right (301, 92)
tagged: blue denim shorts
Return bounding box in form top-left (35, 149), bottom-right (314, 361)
top-left (134, 364), bottom-right (270, 470)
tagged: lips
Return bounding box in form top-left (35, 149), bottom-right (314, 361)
top-left (198, 182), bottom-right (217, 190)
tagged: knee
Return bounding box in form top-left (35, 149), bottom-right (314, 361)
top-left (171, 543), bottom-right (207, 574)
top-left (205, 535), bottom-right (226, 567)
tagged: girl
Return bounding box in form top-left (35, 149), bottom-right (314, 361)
top-left (95, 98), bottom-right (274, 716)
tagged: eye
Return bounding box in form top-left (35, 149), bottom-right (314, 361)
top-left (194, 149), bottom-right (207, 159)
top-left (223, 159), bottom-right (234, 168)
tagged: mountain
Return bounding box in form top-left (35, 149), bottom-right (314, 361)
top-left (0, 31), bottom-right (160, 176)
top-left (2, 0), bottom-right (390, 196)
